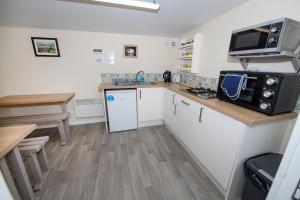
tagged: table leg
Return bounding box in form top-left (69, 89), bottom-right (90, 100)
top-left (0, 158), bottom-right (21, 200)
top-left (60, 103), bottom-right (68, 113)
top-left (60, 103), bottom-right (71, 139)
top-left (6, 147), bottom-right (35, 200)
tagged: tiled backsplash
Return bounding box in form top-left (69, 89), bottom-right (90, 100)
top-left (101, 73), bottom-right (164, 83)
top-left (100, 72), bottom-right (218, 89)
top-left (179, 73), bottom-right (219, 90)
top-left (100, 72), bottom-right (300, 110)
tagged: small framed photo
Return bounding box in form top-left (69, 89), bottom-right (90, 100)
top-left (124, 45), bottom-right (138, 58)
top-left (31, 37), bottom-right (60, 57)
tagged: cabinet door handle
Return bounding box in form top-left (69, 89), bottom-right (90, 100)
top-left (181, 100), bottom-right (190, 106)
top-left (199, 107), bottom-right (204, 122)
top-left (139, 90), bottom-right (142, 99)
top-left (174, 105), bottom-right (177, 115)
top-left (172, 94), bottom-right (175, 105)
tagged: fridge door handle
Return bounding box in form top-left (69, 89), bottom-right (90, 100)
top-left (139, 90), bottom-right (142, 99)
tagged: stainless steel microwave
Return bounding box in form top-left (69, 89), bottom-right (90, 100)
top-left (228, 18), bottom-right (300, 56)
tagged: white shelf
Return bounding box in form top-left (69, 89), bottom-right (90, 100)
top-left (180, 44), bottom-right (193, 49)
top-left (230, 51), bottom-right (300, 72)
top-left (178, 56), bottom-right (193, 60)
top-left (178, 68), bottom-right (192, 72)
top-left (177, 33), bottom-right (202, 74)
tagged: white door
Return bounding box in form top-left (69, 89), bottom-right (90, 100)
top-left (137, 88), bottom-right (163, 122)
top-left (172, 94), bottom-right (244, 190)
top-left (267, 115), bottom-right (300, 200)
top-left (194, 106), bottom-right (244, 190)
top-left (173, 103), bottom-right (196, 147)
top-left (106, 90), bottom-right (137, 132)
top-left (163, 89), bottom-right (176, 128)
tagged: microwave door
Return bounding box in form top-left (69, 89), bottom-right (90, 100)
top-left (229, 25), bottom-right (270, 52)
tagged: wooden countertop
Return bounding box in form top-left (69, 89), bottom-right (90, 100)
top-left (156, 82), bottom-right (298, 126)
top-left (0, 93), bottom-right (75, 107)
top-left (98, 82), bottom-right (298, 126)
top-left (0, 124), bottom-right (37, 158)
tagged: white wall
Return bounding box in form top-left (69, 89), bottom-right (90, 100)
top-left (0, 27), bottom-right (177, 124)
top-left (0, 171), bottom-right (13, 200)
top-left (182, 0), bottom-right (300, 77)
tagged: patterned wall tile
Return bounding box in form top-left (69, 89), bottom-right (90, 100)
top-left (179, 73), bottom-right (219, 90)
top-left (101, 73), bottom-right (164, 83)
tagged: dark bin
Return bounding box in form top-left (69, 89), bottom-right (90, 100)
top-left (242, 153), bottom-right (283, 200)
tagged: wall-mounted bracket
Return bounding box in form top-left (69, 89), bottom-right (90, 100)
top-left (239, 58), bottom-right (249, 70)
top-left (291, 56), bottom-right (300, 73)
top-left (234, 51), bottom-right (300, 73)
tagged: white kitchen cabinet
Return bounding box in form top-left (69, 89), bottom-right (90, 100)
top-left (166, 91), bottom-right (288, 199)
top-left (173, 103), bottom-right (196, 149)
top-left (194, 106), bottom-right (244, 190)
top-left (137, 87), bottom-right (163, 123)
top-left (172, 94), bottom-right (243, 189)
top-left (163, 89), bottom-right (176, 129)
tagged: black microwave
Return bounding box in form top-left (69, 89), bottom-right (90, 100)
top-left (228, 18), bottom-right (300, 56)
top-left (217, 71), bottom-right (300, 115)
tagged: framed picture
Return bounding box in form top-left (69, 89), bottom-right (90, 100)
top-left (31, 37), bottom-right (60, 57)
top-left (124, 44), bottom-right (138, 58)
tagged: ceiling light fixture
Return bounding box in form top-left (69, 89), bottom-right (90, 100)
top-left (64, 0), bottom-right (160, 12)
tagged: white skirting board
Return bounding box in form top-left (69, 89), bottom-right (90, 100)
top-left (138, 120), bottom-right (163, 128)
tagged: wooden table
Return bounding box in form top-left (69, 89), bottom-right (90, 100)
top-left (0, 125), bottom-right (37, 200)
top-left (0, 93), bottom-right (75, 109)
top-left (0, 93), bottom-right (75, 129)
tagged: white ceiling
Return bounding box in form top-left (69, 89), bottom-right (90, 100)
top-left (0, 0), bottom-right (248, 37)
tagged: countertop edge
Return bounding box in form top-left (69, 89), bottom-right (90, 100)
top-left (98, 82), bottom-right (298, 126)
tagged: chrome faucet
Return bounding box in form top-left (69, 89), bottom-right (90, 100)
top-left (136, 71), bottom-right (145, 82)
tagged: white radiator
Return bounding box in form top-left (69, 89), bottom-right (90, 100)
top-left (74, 99), bottom-right (104, 118)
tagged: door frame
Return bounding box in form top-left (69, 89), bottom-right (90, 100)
top-left (267, 114), bottom-right (300, 199)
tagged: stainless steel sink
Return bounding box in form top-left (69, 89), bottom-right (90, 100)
top-left (114, 80), bottom-right (154, 86)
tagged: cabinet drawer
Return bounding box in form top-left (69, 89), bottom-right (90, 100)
top-left (175, 94), bottom-right (203, 116)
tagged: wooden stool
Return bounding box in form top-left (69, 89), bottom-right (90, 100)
top-left (19, 136), bottom-right (49, 191)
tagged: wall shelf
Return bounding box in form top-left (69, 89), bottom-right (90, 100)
top-left (178, 33), bottom-right (202, 74)
top-left (180, 45), bottom-right (193, 50)
top-left (231, 51), bottom-right (300, 72)
top-left (178, 56), bottom-right (193, 60)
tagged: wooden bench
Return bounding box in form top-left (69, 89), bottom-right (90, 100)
top-left (0, 113), bottom-right (70, 145)
top-left (19, 136), bottom-right (49, 191)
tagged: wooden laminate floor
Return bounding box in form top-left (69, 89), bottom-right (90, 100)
top-left (30, 123), bottom-right (224, 200)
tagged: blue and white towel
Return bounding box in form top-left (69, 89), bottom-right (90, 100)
top-left (221, 73), bottom-right (248, 100)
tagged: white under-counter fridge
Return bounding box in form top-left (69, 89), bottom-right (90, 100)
top-left (105, 89), bottom-right (138, 132)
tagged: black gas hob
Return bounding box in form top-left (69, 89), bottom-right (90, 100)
top-left (185, 87), bottom-right (217, 99)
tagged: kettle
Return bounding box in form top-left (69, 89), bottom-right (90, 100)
top-left (163, 70), bottom-right (172, 82)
